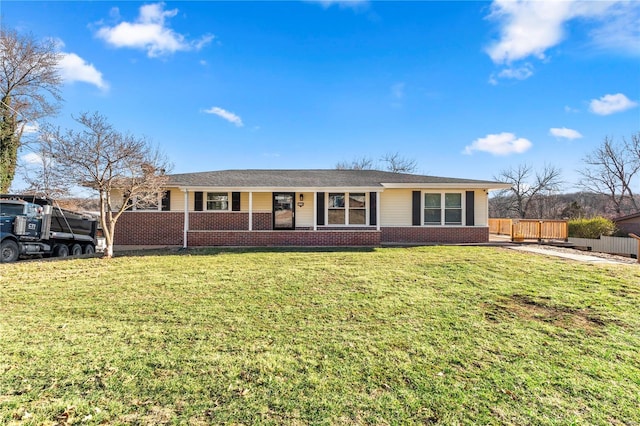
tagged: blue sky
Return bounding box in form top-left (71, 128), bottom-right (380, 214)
top-left (4, 0), bottom-right (639, 189)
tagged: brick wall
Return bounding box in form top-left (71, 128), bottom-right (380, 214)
top-left (114, 212), bottom-right (184, 245)
top-left (190, 212), bottom-right (272, 230)
top-left (187, 230), bottom-right (381, 246)
top-left (115, 212), bottom-right (489, 246)
top-left (381, 226), bottom-right (489, 244)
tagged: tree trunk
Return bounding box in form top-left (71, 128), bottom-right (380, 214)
top-left (0, 97), bottom-right (18, 193)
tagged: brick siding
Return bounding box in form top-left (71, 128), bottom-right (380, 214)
top-left (114, 212), bottom-right (184, 245)
top-left (190, 212), bottom-right (272, 230)
top-left (115, 212), bottom-right (489, 246)
top-left (381, 226), bottom-right (489, 244)
top-left (187, 231), bottom-right (380, 247)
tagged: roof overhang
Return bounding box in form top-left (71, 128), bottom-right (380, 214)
top-left (173, 186), bottom-right (383, 193)
top-left (380, 183), bottom-right (512, 190)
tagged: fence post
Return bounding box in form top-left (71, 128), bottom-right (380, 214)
top-left (630, 234), bottom-right (640, 263)
top-left (537, 221), bottom-right (542, 242)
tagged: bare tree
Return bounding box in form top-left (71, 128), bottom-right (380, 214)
top-left (41, 112), bottom-right (171, 258)
top-left (493, 164), bottom-right (563, 218)
top-left (336, 152), bottom-right (418, 173)
top-left (578, 134), bottom-right (640, 216)
top-left (19, 145), bottom-right (70, 198)
top-left (336, 156), bottom-right (375, 170)
top-left (380, 152), bottom-right (417, 173)
top-left (1, 28), bottom-right (62, 192)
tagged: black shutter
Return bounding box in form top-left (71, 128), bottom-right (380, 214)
top-left (369, 192), bottom-right (377, 226)
top-left (316, 192), bottom-right (325, 226)
top-left (161, 190), bottom-right (171, 211)
top-left (194, 192), bottom-right (203, 211)
top-left (465, 191), bottom-right (475, 226)
top-left (232, 192), bottom-right (241, 211)
top-left (412, 191), bottom-right (421, 226)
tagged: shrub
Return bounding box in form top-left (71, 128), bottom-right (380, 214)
top-left (568, 217), bottom-right (616, 239)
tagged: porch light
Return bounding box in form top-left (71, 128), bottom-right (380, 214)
top-left (299, 194), bottom-right (304, 201)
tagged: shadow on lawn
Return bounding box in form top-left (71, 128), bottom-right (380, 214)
top-left (113, 246), bottom-right (378, 259)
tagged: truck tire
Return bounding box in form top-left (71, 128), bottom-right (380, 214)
top-left (1, 240), bottom-right (20, 263)
top-left (84, 244), bottom-right (95, 255)
top-left (70, 244), bottom-right (83, 256)
top-left (54, 244), bottom-right (69, 258)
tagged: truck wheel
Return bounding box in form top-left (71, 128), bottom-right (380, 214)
top-left (54, 244), bottom-right (69, 258)
top-left (84, 244), bottom-right (95, 255)
top-left (70, 244), bottom-right (83, 256)
top-left (1, 240), bottom-right (20, 263)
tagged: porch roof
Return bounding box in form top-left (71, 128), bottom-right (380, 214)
top-left (166, 169), bottom-right (509, 190)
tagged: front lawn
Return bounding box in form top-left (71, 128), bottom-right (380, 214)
top-left (1, 247), bottom-right (639, 425)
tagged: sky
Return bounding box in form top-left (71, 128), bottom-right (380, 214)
top-left (3, 0), bottom-right (639, 191)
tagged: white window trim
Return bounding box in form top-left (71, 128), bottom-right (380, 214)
top-left (422, 191), bottom-right (465, 226)
top-left (206, 191), bottom-right (230, 211)
top-left (326, 192), bottom-right (369, 226)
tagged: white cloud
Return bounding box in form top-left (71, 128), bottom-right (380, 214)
top-left (22, 152), bottom-right (44, 165)
top-left (204, 107), bottom-right (244, 127)
top-left (498, 64), bottom-right (534, 80)
top-left (464, 132), bottom-right (532, 156)
top-left (391, 82), bottom-right (405, 100)
top-left (58, 53), bottom-right (108, 90)
top-left (306, 0), bottom-right (368, 9)
top-left (550, 127), bottom-right (582, 140)
top-left (485, 0), bottom-right (640, 64)
top-left (586, 3), bottom-right (640, 56)
top-left (96, 2), bottom-right (214, 57)
top-left (589, 93), bottom-right (638, 116)
top-left (490, 63), bottom-right (534, 85)
top-left (21, 123), bottom-right (39, 134)
top-left (564, 105), bottom-right (579, 113)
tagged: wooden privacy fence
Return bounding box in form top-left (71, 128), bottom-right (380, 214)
top-left (488, 219), bottom-right (568, 241)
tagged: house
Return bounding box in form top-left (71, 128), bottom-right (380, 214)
top-left (613, 211), bottom-right (640, 236)
top-left (114, 169), bottom-right (510, 247)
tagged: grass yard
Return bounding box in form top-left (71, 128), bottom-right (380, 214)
top-left (1, 246), bottom-right (639, 425)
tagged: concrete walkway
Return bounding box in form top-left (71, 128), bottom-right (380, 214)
top-left (508, 245), bottom-right (631, 264)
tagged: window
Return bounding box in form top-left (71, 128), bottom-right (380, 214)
top-left (423, 193), bottom-right (441, 225)
top-left (349, 193), bottom-right (366, 225)
top-left (328, 192), bottom-right (366, 225)
top-left (328, 193), bottom-right (345, 224)
top-left (444, 193), bottom-right (462, 225)
top-left (207, 192), bottom-right (229, 211)
top-left (423, 192), bottom-right (463, 225)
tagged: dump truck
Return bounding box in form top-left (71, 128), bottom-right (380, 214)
top-left (0, 194), bottom-right (97, 262)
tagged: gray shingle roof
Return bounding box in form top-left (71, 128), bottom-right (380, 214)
top-left (166, 169), bottom-right (505, 188)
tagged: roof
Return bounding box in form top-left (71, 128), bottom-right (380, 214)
top-left (165, 169), bottom-right (509, 190)
top-left (613, 211), bottom-right (640, 222)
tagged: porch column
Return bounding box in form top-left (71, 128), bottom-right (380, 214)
top-left (183, 190), bottom-right (189, 248)
top-left (249, 192), bottom-right (253, 231)
top-left (313, 191), bottom-right (317, 231)
top-left (376, 191), bottom-right (381, 231)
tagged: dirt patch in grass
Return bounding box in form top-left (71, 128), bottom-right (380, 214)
top-left (485, 294), bottom-right (609, 333)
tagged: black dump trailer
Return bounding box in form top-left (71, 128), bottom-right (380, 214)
top-left (0, 194), bottom-right (97, 262)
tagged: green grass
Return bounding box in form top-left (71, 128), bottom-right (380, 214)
top-left (1, 246), bottom-right (639, 425)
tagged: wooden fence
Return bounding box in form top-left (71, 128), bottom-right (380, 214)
top-left (488, 219), bottom-right (568, 241)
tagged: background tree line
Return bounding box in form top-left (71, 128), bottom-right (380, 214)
top-left (491, 133), bottom-right (640, 219)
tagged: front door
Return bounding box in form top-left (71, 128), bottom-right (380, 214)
top-left (273, 192), bottom-right (295, 230)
